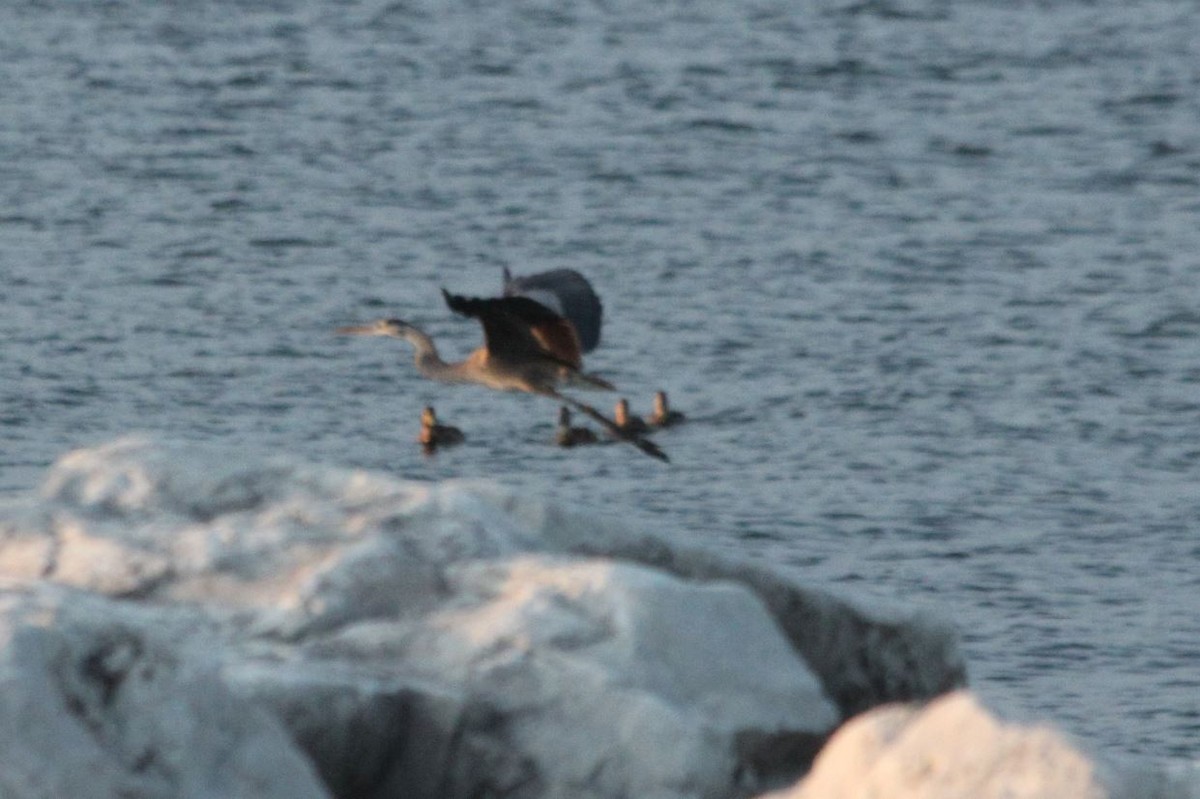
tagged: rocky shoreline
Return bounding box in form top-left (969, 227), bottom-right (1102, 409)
top-left (0, 439), bottom-right (1191, 798)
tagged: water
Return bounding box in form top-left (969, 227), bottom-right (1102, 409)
top-left (3, 0), bottom-right (1199, 762)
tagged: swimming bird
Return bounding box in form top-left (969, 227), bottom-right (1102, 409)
top-left (337, 269), bottom-right (668, 462)
top-left (555, 406), bottom-right (598, 448)
top-left (613, 398), bottom-right (649, 436)
top-left (418, 406), bottom-right (464, 453)
top-left (647, 390), bottom-right (686, 428)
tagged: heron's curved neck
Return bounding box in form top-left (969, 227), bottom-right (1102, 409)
top-left (402, 329), bottom-right (470, 383)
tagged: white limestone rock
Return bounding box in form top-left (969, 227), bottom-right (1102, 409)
top-left (0, 437), bottom-right (973, 798)
top-left (470, 482), bottom-right (968, 717)
top-left (314, 555), bottom-right (839, 797)
top-left (760, 691), bottom-right (1200, 799)
top-left (5, 437), bottom-right (966, 716)
top-left (0, 583), bottom-right (329, 799)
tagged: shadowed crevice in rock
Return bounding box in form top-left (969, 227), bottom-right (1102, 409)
top-left (0, 586), bottom-right (330, 799)
top-left (229, 666), bottom-right (465, 799)
top-left (733, 729), bottom-right (828, 793)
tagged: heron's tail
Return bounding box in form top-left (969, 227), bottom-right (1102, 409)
top-left (544, 390), bottom-right (669, 463)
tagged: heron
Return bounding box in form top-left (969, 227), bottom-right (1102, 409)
top-left (337, 269), bottom-right (668, 462)
top-left (418, 406), bottom-right (464, 453)
top-left (647, 390), bottom-right (685, 428)
top-left (555, 406), bottom-right (598, 448)
top-left (613, 398), bottom-right (649, 436)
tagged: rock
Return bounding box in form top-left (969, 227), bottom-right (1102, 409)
top-left (465, 483), bottom-right (968, 718)
top-left (759, 691), bottom-right (1200, 799)
top-left (227, 661), bottom-right (464, 799)
top-left (0, 437), bottom-right (973, 798)
top-left (313, 555), bottom-right (839, 797)
top-left (0, 583), bottom-right (329, 799)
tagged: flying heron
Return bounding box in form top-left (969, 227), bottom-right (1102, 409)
top-left (337, 269), bottom-right (668, 462)
top-left (647, 390), bottom-right (686, 428)
top-left (555, 406), bottom-right (598, 448)
top-left (418, 406), bottom-right (464, 453)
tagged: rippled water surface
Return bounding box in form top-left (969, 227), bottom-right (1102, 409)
top-left (3, 0), bottom-right (1200, 761)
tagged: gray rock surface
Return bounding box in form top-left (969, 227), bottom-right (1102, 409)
top-left (0, 583), bottom-right (329, 799)
top-left (760, 691), bottom-right (1200, 799)
top-left (0, 437), bottom-right (971, 798)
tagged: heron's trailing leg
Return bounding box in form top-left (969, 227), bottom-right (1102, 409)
top-left (544, 389), bottom-right (669, 463)
top-left (562, 370), bottom-right (616, 391)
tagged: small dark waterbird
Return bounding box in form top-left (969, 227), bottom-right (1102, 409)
top-left (418, 406), bottom-right (464, 453)
top-left (337, 269), bottom-right (668, 462)
top-left (647, 390), bottom-right (686, 429)
top-left (555, 406), bottom-right (598, 448)
top-left (613, 398), bottom-right (649, 436)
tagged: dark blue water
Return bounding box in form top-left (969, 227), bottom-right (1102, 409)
top-left (3, 0), bottom-right (1199, 761)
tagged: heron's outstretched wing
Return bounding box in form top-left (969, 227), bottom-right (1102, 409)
top-left (442, 291), bottom-right (582, 369)
top-left (502, 268), bottom-right (603, 353)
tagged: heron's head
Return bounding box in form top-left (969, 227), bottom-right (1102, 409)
top-left (336, 318), bottom-right (414, 338)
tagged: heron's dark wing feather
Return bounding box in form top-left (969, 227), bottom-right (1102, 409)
top-left (502, 268), bottom-right (603, 353)
top-left (442, 291), bottom-right (580, 368)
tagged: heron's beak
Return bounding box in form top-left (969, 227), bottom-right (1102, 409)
top-left (336, 324), bottom-right (377, 336)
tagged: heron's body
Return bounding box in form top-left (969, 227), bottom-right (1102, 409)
top-left (338, 269), bottom-right (667, 462)
top-left (647, 391), bottom-right (686, 428)
top-left (555, 406), bottom-right (598, 448)
top-left (418, 406), bottom-right (464, 452)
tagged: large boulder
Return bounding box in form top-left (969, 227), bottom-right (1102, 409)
top-left (0, 583), bottom-right (328, 799)
top-left (0, 437), bottom-right (970, 798)
top-left (760, 691), bottom-right (1200, 799)
top-left (312, 555), bottom-right (838, 797)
